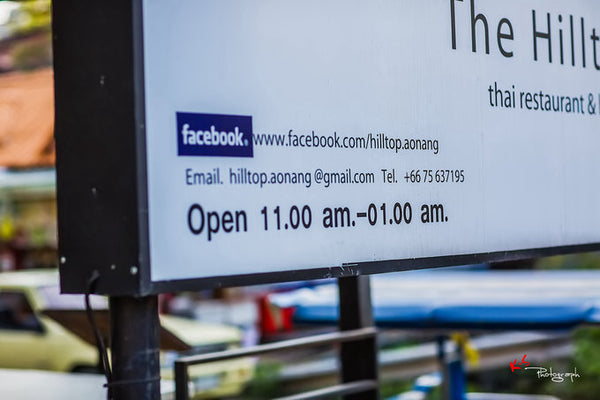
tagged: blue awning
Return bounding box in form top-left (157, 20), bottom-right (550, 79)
top-left (270, 269), bottom-right (600, 330)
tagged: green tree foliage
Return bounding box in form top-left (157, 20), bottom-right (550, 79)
top-left (536, 252), bottom-right (600, 270)
top-left (527, 328), bottom-right (600, 400)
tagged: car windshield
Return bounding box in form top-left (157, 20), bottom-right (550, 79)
top-left (37, 285), bottom-right (108, 310)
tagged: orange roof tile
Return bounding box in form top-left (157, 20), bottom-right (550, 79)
top-left (0, 68), bottom-right (54, 169)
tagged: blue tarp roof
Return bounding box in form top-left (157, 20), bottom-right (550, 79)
top-left (269, 269), bottom-right (600, 330)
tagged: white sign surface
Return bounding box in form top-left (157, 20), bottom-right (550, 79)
top-left (142, 0), bottom-right (600, 282)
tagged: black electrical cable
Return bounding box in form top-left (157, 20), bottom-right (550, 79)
top-left (85, 270), bottom-right (113, 400)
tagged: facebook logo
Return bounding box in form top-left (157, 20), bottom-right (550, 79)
top-left (177, 112), bottom-right (253, 158)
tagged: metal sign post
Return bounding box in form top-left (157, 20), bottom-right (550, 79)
top-left (109, 297), bottom-right (160, 399)
top-left (339, 276), bottom-right (379, 400)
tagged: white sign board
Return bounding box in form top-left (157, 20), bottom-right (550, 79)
top-left (142, 0), bottom-right (600, 282)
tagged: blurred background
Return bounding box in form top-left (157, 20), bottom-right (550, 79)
top-left (0, 0), bottom-right (54, 273)
top-left (1, 1), bottom-right (600, 399)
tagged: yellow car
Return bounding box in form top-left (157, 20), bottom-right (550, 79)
top-left (0, 269), bottom-right (254, 398)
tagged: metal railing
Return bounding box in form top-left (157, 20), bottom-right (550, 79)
top-left (175, 276), bottom-right (379, 400)
top-left (174, 327), bottom-right (378, 400)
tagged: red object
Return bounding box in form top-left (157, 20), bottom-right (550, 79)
top-left (258, 295), bottom-right (294, 335)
